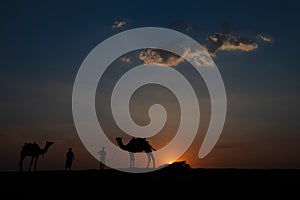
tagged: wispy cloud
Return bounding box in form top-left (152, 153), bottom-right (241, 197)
top-left (138, 49), bottom-right (184, 67)
top-left (182, 48), bottom-right (214, 67)
top-left (199, 22), bottom-right (273, 57)
top-left (258, 33), bottom-right (273, 43)
top-left (140, 21), bottom-right (266, 66)
top-left (120, 57), bottom-right (131, 63)
top-left (113, 21), bottom-right (273, 66)
top-left (138, 48), bottom-right (214, 67)
top-left (203, 33), bottom-right (259, 57)
top-left (112, 20), bottom-right (126, 29)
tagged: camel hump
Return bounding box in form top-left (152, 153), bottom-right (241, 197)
top-left (22, 142), bottom-right (40, 152)
top-left (134, 137), bottom-right (146, 142)
top-left (128, 137), bottom-right (153, 152)
top-left (129, 137), bottom-right (147, 145)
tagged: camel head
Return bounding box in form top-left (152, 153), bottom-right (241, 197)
top-left (115, 137), bottom-right (128, 150)
top-left (115, 137), bottom-right (123, 146)
top-left (46, 141), bottom-right (54, 147)
top-left (41, 141), bottom-right (54, 156)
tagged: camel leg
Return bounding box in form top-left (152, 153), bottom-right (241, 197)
top-left (146, 153), bottom-right (151, 168)
top-left (150, 153), bottom-right (155, 168)
top-left (34, 156), bottom-right (39, 172)
top-left (29, 156), bottom-right (34, 172)
top-left (129, 152), bottom-right (135, 168)
top-left (146, 152), bottom-right (155, 168)
top-left (132, 154), bottom-right (135, 168)
top-left (19, 161), bottom-right (22, 172)
top-left (129, 153), bottom-right (132, 168)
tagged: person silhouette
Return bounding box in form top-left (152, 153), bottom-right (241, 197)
top-left (65, 147), bottom-right (75, 171)
top-left (98, 146), bottom-right (107, 170)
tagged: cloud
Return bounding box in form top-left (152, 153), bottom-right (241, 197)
top-left (137, 22), bottom-right (273, 65)
top-left (182, 48), bottom-right (214, 67)
top-left (203, 33), bottom-right (258, 57)
top-left (112, 20), bottom-right (126, 29)
top-left (259, 33), bottom-right (273, 43)
top-left (120, 57), bottom-right (131, 63)
top-left (138, 49), bottom-right (184, 67)
top-left (167, 21), bottom-right (273, 58)
top-left (138, 48), bottom-right (214, 67)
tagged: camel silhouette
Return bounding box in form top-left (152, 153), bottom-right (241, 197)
top-left (115, 137), bottom-right (156, 168)
top-left (19, 141), bottom-right (54, 172)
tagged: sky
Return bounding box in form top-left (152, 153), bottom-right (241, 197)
top-left (0, 0), bottom-right (300, 171)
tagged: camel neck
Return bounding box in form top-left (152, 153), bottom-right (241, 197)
top-left (116, 139), bottom-right (127, 151)
top-left (41, 144), bottom-right (51, 154)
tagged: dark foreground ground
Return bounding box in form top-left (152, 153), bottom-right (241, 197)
top-left (1, 167), bottom-right (299, 198)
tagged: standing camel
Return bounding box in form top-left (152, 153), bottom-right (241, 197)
top-left (19, 141), bottom-right (54, 172)
top-left (115, 137), bottom-right (156, 168)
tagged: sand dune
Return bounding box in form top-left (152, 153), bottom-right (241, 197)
top-left (0, 168), bottom-right (298, 198)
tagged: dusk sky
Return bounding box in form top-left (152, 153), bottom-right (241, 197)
top-left (1, 0), bottom-right (300, 171)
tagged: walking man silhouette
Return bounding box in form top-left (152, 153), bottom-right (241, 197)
top-left (65, 147), bottom-right (75, 171)
top-left (98, 146), bottom-right (107, 170)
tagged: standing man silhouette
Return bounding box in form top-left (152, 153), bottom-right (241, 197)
top-left (65, 147), bottom-right (75, 171)
top-left (98, 146), bottom-right (107, 170)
